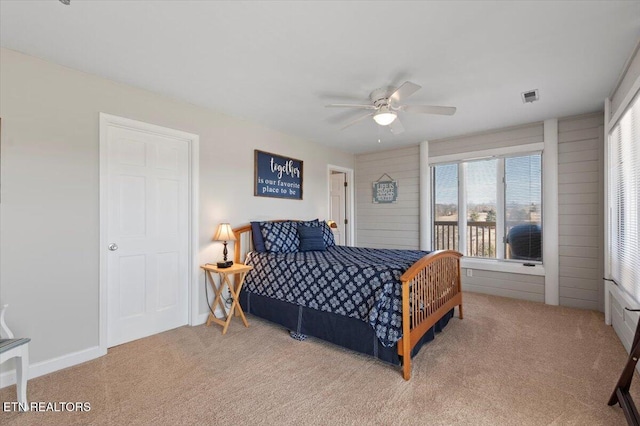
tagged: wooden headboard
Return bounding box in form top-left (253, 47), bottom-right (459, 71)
top-left (233, 224), bottom-right (254, 264)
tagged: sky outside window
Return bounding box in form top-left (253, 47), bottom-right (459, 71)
top-left (434, 164), bottom-right (458, 221)
top-left (466, 159), bottom-right (498, 217)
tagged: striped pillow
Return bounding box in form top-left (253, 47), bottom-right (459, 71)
top-left (298, 225), bottom-right (326, 252)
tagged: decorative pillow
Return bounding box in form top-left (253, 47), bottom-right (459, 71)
top-left (260, 221), bottom-right (300, 253)
top-left (321, 221), bottom-right (336, 247)
top-left (299, 218), bottom-right (320, 228)
top-left (298, 225), bottom-right (326, 252)
top-left (250, 222), bottom-right (267, 253)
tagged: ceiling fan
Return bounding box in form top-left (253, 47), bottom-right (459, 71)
top-left (325, 81), bottom-right (456, 135)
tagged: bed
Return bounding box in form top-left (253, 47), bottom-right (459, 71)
top-left (232, 220), bottom-right (463, 380)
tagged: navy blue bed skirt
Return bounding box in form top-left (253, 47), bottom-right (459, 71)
top-left (240, 290), bottom-right (455, 366)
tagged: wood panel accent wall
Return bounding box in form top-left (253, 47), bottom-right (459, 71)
top-left (355, 146), bottom-right (420, 249)
top-left (354, 113), bottom-right (605, 311)
top-left (429, 122), bottom-right (543, 157)
top-left (557, 112), bottom-right (605, 311)
top-left (461, 269), bottom-right (545, 302)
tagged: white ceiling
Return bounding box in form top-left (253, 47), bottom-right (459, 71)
top-left (1, 1), bottom-right (639, 154)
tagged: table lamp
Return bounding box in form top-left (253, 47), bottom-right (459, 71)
top-left (213, 223), bottom-right (236, 268)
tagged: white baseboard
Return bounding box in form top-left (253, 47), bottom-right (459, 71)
top-left (193, 306), bottom-right (232, 326)
top-left (194, 312), bottom-right (209, 326)
top-left (2, 313), bottom-right (214, 389)
top-left (0, 345), bottom-right (106, 389)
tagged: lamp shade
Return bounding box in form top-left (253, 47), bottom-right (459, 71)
top-left (373, 106), bottom-right (397, 126)
top-left (213, 223), bottom-right (236, 241)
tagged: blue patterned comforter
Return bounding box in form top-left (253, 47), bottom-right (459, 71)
top-left (243, 246), bottom-right (430, 347)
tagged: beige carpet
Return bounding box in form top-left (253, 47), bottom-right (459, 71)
top-left (1, 292), bottom-right (637, 425)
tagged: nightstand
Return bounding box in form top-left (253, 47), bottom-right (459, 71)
top-left (200, 263), bottom-right (253, 334)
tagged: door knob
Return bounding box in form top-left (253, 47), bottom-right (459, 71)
top-left (108, 243), bottom-right (119, 251)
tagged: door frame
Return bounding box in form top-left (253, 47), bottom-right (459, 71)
top-left (99, 113), bottom-right (200, 353)
top-left (327, 165), bottom-right (354, 246)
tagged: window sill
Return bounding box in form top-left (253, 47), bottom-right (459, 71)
top-left (460, 258), bottom-right (545, 276)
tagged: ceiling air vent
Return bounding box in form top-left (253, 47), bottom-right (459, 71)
top-left (521, 89), bottom-right (539, 104)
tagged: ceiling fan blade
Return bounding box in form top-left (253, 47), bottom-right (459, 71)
top-left (402, 105), bottom-right (457, 115)
top-left (326, 108), bottom-right (371, 124)
top-left (390, 81), bottom-right (421, 103)
top-left (389, 118), bottom-right (405, 135)
top-left (340, 112), bottom-right (374, 130)
top-left (317, 91), bottom-right (369, 102)
top-left (325, 104), bottom-right (376, 109)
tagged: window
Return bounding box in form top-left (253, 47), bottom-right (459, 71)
top-left (466, 159), bottom-right (498, 258)
top-left (505, 155), bottom-right (542, 261)
top-left (433, 164), bottom-right (458, 251)
top-left (609, 93), bottom-right (640, 302)
top-left (432, 153), bottom-right (542, 262)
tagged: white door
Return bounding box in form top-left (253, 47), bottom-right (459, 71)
top-left (106, 124), bottom-right (189, 347)
top-left (330, 172), bottom-right (347, 245)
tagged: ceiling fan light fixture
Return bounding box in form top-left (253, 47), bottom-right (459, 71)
top-left (326, 81), bottom-right (456, 132)
top-left (373, 107), bottom-right (397, 126)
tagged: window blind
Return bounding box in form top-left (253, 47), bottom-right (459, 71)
top-left (431, 153), bottom-right (542, 262)
top-left (609, 93), bottom-right (640, 302)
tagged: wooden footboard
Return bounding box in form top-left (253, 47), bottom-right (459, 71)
top-left (232, 222), bottom-right (463, 381)
top-left (398, 250), bottom-right (463, 380)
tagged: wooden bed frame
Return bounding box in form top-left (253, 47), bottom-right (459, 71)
top-left (232, 221), bottom-right (463, 380)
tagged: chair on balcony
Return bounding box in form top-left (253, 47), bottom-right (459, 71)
top-left (506, 224), bottom-right (542, 261)
top-left (0, 304), bottom-right (30, 408)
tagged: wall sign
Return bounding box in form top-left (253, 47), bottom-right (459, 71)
top-left (254, 150), bottom-right (303, 200)
top-left (373, 173), bottom-right (398, 203)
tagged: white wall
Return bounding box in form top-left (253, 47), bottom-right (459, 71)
top-left (0, 48), bottom-right (354, 369)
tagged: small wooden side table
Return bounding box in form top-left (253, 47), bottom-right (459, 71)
top-left (201, 263), bottom-right (253, 334)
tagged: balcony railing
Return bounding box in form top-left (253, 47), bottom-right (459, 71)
top-left (434, 221), bottom-right (496, 258)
